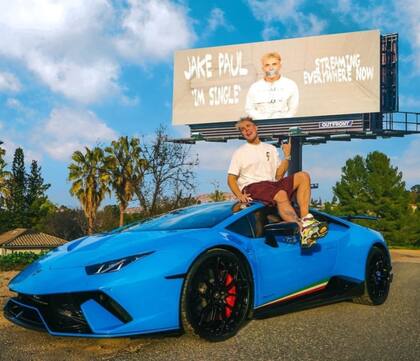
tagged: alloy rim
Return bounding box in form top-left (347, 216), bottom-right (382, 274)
top-left (187, 254), bottom-right (250, 338)
top-left (367, 252), bottom-right (390, 301)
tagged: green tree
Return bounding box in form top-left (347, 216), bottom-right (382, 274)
top-left (322, 196), bottom-right (339, 215)
top-left (105, 136), bottom-right (147, 226)
top-left (68, 147), bottom-right (110, 235)
top-left (333, 155), bottom-right (370, 214)
top-left (95, 205), bottom-right (120, 232)
top-left (1, 147), bottom-right (51, 232)
top-left (310, 197), bottom-right (323, 209)
top-left (333, 151), bottom-right (414, 246)
top-left (153, 194), bottom-right (198, 214)
top-left (37, 205), bottom-right (86, 241)
top-left (209, 181), bottom-right (225, 202)
top-left (8, 148), bottom-right (28, 228)
top-left (27, 160), bottom-right (50, 205)
top-left (27, 160), bottom-right (51, 226)
top-left (409, 185), bottom-right (420, 205)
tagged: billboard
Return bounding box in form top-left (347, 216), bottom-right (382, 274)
top-left (172, 30), bottom-right (380, 125)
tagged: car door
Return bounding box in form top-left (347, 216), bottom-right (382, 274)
top-left (247, 207), bottom-right (339, 308)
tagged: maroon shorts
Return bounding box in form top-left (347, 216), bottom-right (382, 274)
top-left (243, 175), bottom-right (295, 206)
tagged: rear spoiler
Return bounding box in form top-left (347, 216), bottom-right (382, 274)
top-left (339, 215), bottom-right (378, 221)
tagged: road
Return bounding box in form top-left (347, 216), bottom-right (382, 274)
top-left (0, 257), bottom-right (419, 361)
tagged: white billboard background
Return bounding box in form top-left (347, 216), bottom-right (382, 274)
top-left (173, 30), bottom-right (380, 125)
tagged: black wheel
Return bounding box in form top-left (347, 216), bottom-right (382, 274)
top-left (180, 249), bottom-right (252, 341)
top-left (353, 246), bottom-right (392, 305)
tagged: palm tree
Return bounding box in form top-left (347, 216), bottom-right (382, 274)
top-left (68, 146), bottom-right (110, 234)
top-left (105, 136), bottom-right (147, 227)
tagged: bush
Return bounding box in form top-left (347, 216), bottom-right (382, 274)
top-left (0, 251), bottom-right (47, 271)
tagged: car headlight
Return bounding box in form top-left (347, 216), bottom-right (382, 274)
top-left (85, 251), bottom-right (154, 275)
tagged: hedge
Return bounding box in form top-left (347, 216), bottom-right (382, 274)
top-left (0, 251), bottom-right (47, 271)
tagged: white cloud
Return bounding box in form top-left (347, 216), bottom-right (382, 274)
top-left (5, 98), bottom-right (22, 110)
top-left (5, 97), bottom-right (37, 120)
top-left (335, 0), bottom-right (351, 13)
top-left (330, 0), bottom-right (420, 73)
top-left (37, 107), bottom-right (118, 161)
top-left (115, 0), bottom-right (196, 63)
top-left (301, 13), bottom-right (326, 36)
top-left (329, 0), bottom-right (389, 29)
top-left (247, 0), bottom-right (301, 22)
top-left (202, 8), bottom-right (234, 37)
top-left (0, 0), bottom-right (196, 103)
top-left (0, 138), bottom-right (17, 161)
top-left (262, 26), bottom-right (279, 41)
top-left (246, 0), bottom-right (326, 39)
top-left (25, 149), bottom-right (43, 163)
top-left (0, 0), bottom-right (118, 104)
top-left (120, 94), bottom-right (140, 107)
top-left (0, 137), bottom-right (41, 162)
top-left (398, 0), bottom-right (420, 73)
top-left (27, 53), bottom-right (120, 104)
top-left (0, 71), bottom-right (21, 92)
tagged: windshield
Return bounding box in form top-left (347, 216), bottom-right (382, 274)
top-left (126, 202), bottom-right (238, 231)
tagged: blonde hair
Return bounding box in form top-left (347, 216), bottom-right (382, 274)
top-left (235, 116), bottom-right (256, 130)
top-left (261, 52), bottom-right (282, 65)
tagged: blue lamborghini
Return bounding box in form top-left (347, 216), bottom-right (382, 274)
top-left (4, 201), bottom-right (392, 341)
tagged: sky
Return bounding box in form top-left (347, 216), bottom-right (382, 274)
top-left (0, 0), bottom-right (419, 207)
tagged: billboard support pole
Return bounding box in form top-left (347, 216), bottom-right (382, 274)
top-left (289, 137), bottom-right (303, 175)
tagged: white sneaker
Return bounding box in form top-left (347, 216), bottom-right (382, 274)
top-left (300, 214), bottom-right (328, 248)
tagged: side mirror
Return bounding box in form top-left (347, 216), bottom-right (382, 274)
top-left (264, 222), bottom-right (300, 247)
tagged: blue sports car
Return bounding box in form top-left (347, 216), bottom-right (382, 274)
top-left (4, 201), bottom-right (392, 341)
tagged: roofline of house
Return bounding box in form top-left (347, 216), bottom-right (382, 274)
top-left (0, 245), bottom-right (56, 250)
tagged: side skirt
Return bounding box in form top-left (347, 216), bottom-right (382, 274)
top-left (253, 277), bottom-right (364, 319)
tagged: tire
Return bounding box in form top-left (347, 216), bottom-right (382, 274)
top-left (180, 248), bottom-right (252, 341)
top-left (353, 246), bottom-right (392, 305)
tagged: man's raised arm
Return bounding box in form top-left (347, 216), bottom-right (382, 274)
top-left (275, 139), bottom-right (291, 180)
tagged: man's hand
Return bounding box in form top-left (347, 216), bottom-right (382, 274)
top-left (281, 137), bottom-right (292, 158)
top-left (228, 174), bottom-right (253, 203)
top-left (276, 137), bottom-right (292, 180)
top-left (237, 192), bottom-right (253, 203)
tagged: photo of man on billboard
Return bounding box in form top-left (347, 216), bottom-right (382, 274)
top-left (245, 52), bottom-right (299, 119)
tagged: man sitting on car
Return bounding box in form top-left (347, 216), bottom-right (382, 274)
top-left (227, 116), bottom-right (327, 247)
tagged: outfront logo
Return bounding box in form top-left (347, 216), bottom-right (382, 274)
top-left (319, 120), bottom-right (353, 128)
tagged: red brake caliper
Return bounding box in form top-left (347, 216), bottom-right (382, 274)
top-left (224, 273), bottom-right (237, 318)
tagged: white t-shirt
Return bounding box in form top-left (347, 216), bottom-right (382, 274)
top-left (245, 76), bottom-right (299, 120)
top-left (228, 142), bottom-right (280, 191)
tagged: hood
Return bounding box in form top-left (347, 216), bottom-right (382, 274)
top-left (38, 229), bottom-right (195, 270)
top-left (9, 228), bottom-right (208, 295)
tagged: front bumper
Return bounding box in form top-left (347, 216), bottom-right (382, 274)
top-left (7, 250), bottom-right (187, 337)
top-left (4, 291), bottom-right (132, 336)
